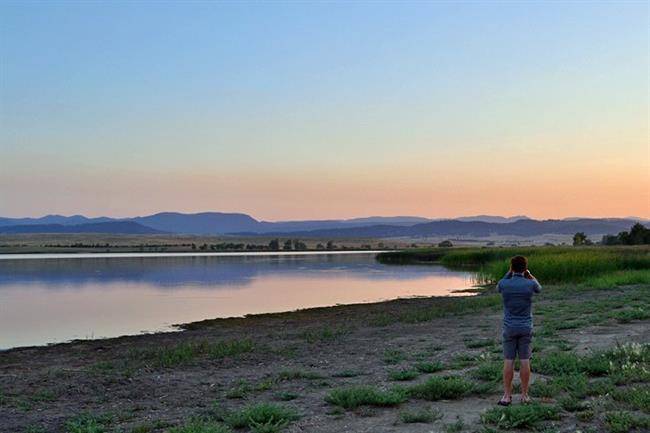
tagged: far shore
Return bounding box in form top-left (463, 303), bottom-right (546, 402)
top-left (0, 249), bottom-right (388, 260)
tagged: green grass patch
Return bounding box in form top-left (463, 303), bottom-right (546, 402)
top-left (325, 386), bottom-right (407, 409)
top-left (220, 403), bottom-right (299, 432)
top-left (534, 351), bottom-right (609, 378)
top-left (449, 353), bottom-right (476, 369)
top-left (472, 361), bottom-right (502, 382)
top-left (129, 338), bottom-right (254, 368)
top-left (65, 413), bottom-right (113, 433)
top-left (605, 343), bottom-right (650, 384)
top-left (277, 369), bottom-right (323, 381)
top-left (331, 370), bottom-right (361, 378)
top-left (464, 338), bottom-right (495, 349)
top-left (408, 376), bottom-right (475, 401)
top-left (612, 385), bottom-right (650, 413)
top-left (388, 369), bottom-right (419, 381)
top-left (481, 403), bottom-right (560, 429)
top-left (275, 391), bottom-right (299, 401)
top-left (585, 269), bottom-right (650, 288)
top-left (383, 349), bottom-right (406, 365)
top-left (605, 411), bottom-right (650, 433)
top-left (612, 307), bottom-right (650, 323)
top-left (443, 416), bottom-right (465, 433)
top-left (414, 361), bottom-right (444, 373)
top-left (398, 407), bottom-right (442, 423)
top-left (301, 326), bottom-right (350, 343)
top-left (168, 418), bottom-right (232, 433)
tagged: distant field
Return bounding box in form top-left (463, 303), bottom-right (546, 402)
top-left (0, 233), bottom-right (418, 254)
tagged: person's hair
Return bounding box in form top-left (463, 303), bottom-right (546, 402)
top-left (510, 255), bottom-right (528, 273)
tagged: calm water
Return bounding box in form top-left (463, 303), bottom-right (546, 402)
top-left (0, 252), bottom-right (475, 349)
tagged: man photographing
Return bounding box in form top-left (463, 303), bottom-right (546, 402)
top-left (497, 255), bottom-right (542, 405)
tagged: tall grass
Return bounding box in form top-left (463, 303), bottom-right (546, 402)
top-left (378, 246), bottom-right (650, 285)
top-left (476, 247), bottom-right (650, 284)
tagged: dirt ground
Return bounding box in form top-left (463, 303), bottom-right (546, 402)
top-left (1, 286), bottom-right (648, 433)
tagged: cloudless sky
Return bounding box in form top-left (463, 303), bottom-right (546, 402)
top-left (1, 1), bottom-right (648, 220)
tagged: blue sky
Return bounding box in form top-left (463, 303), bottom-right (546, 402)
top-left (1, 1), bottom-right (648, 219)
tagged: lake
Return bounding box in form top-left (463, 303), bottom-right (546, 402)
top-left (0, 252), bottom-right (476, 349)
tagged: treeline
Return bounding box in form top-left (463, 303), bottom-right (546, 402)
top-left (601, 223), bottom-right (650, 245)
top-left (573, 223), bottom-right (650, 246)
top-left (28, 240), bottom-right (385, 252)
top-left (193, 239), bottom-right (378, 251)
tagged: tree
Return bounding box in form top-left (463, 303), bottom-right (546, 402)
top-left (572, 232), bottom-right (591, 246)
top-left (326, 240), bottom-right (335, 250)
top-left (316, 243), bottom-right (325, 250)
top-left (601, 235), bottom-right (620, 246)
top-left (629, 223), bottom-right (650, 245)
top-left (269, 239), bottom-right (280, 251)
top-left (438, 240), bottom-right (453, 247)
top-left (283, 239), bottom-right (293, 250)
top-left (293, 239), bottom-right (307, 250)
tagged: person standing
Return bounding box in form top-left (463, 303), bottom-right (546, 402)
top-left (496, 255), bottom-right (542, 405)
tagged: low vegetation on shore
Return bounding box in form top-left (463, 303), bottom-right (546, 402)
top-left (378, 245), bottom-right (650, 284)
top-left (1, 246), bottom-right (648, 433)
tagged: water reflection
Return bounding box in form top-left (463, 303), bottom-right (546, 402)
top-left (0, 253), bottom-right (475, 349)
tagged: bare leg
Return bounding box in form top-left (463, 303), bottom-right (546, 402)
top-left (520, 359), bottom-right (531, 400)
top-left (502, 359), bottom-right (514, 401)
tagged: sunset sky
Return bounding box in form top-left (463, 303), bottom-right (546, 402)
top-left (1, 1), bottom-right (648, 220)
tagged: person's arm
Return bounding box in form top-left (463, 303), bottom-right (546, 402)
top-left (524, 270), bottom-right (542, 293)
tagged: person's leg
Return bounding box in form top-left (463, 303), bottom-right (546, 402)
top-left (503, 359), bottom-right (515, 401)
top-left (501, 329), bottom-right (516, 404)
top-left (520, 359), bottom-right (531, 397)
top-left (518, 330), bottom-right (533, 402)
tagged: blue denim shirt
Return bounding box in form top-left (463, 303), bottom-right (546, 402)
top-left (497, 272), bottom-right (542, 330)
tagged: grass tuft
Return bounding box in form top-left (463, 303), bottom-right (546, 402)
top-left (325, 386), bottom-right (407, 409)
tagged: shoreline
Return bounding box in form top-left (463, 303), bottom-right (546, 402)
top-left (1, 289), bottom-right (482, 353)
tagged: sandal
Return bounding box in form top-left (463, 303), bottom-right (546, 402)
top-left (521, 395), bottom-right (532, 404)
top-left (497, 397), bottom-right (512, 406)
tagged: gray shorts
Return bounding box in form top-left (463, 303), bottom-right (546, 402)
top-left (503, 327), bottom-right (533, 360)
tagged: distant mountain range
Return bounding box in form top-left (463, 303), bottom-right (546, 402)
top-left (0, 212), bottom-right (646, 238)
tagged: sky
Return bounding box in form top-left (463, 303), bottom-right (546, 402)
top-left (1, 1), bottom-right (648, 221)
